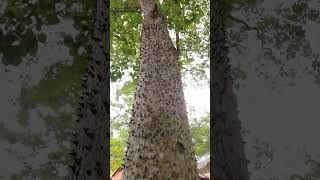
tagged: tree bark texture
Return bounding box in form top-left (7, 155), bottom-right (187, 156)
top-left (69, 0), bottom-right (110, 179)
top-left (122, 1), bottom-right (198, 179)
top-left (211, 0), bottom-right (250, 180)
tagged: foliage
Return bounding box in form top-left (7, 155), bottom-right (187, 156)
top-left (0, 0), bottom-right (95, 65)
top-left (110, 81), bottom-right (135, 172)
top-left (0, 0), bottom-right (95, 178)
top-left (190, 114), bottom-right (210, 157)
top-left (226, 0), bottom-right (320, 88)
top-left (110, 129), bottom-right (128, 173)
top-left (110, 0), bottom-right (209, 82)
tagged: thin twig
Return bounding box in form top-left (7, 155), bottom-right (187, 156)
top-left (227, 14), bottom-right (266, 47)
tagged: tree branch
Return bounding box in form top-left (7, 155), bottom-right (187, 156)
top-left (111, 7), bottom-right (141, 14)
top-left (227, 14), bottom-right (259, 32)
top-left (227, 14), bottom-right (266, 47)
top-left (55, 0), bottom-right (78, 15)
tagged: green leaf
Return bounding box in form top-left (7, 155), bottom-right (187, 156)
top-left (46, 14), bottom-right (59, 25)
top-left (2, 45), bottom-right (24, 65)
top-left (63, 34), bottom-right (74, 46)
top-left (118, 79), bottom-right (138, 96)
top-left (37, 33), bottom-right (47, 43)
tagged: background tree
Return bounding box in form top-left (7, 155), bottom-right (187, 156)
top-left (211, 0), bottom-right (249, 179)
top-left (68, 0), bottom-right (109, 179)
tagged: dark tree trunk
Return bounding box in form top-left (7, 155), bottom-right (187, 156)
top-left (211, 0), bottom-right (250, 180)
top-left (122, 0), bottom-right (198, 179)
top-left (69, 0), bottom-right (110, 179)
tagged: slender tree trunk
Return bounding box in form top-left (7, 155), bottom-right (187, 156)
top-left (69, 0), bottom-right (109, 179)
top-left (122, 0), bottom-right (198, 179)
top-left (211, 0), bottom-right (249, 180)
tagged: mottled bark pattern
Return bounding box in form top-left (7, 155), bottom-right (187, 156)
top-left (211, 0), bottom-right (249, 180)
top-left (122, 2), bottom-right (198, 180)
top-left (69, 0), bottom-right (110, 179)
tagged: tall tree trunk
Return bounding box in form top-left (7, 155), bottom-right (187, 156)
top-left (122, 0), bottom-right (198, 179)
top-left (69, 0), bottom-right (109, 179)
top-left (211, 0), bottom-right (249, 180)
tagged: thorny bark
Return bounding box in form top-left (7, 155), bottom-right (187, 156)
top-left (69, 0), bottom-right (110, 179)
top-left (176, 30), bottom-right (180, 57)
top-left (122, 0), bottom-right (198, 179)
top-left (211, 0), bottom-right (250, 180)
